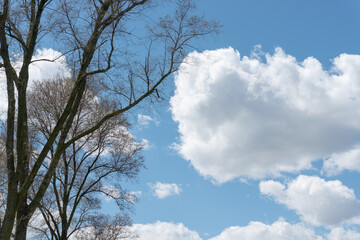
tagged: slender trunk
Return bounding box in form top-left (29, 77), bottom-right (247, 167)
top-left (14, 206), bottom-right (31, 240)
top-left (13, 65), bottom-right (31, 240)
top-left (0, 174), bottom-right (18, 239)
top-left (0, 0), bottom-right (18, 238)
top-left (60, 155), bottom-right (69, 240)
top-left (13, 196), bottom-right (30, 240)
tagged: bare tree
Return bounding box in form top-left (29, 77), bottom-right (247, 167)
top-left (72, 214), bottom-right (138, 240)
top-left (25, 77), bottom-right (143, 240)
top-left (29, 213), bottom-right (137, 240)
top-left (0, 0), bottom-right (219, 239)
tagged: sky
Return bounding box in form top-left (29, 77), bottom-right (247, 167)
top-left (2, 0), bottom-right (360, 239)
top-left (123, 1), bottom-right (360, 239)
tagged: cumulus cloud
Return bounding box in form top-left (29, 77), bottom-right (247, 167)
top-left (322, 147), bottom-right (360, 176)
top-left (130, 221), bottom-right (201, 240)
top-left (0, 48), bottom-right (70, 117)
top-left (149, 182), bottom-right (182, 199)
top-left (127, 220), bottom-right (360, 240)
top-left (259, 175), bottom-right (360, 227)
top-left (327, 228), bottom-right (360, 240)
top-left (170, 47), bottom-right (360, 182)
top-left (209, 219), bottom-right (323, 240)
top-left (28, 48), bottom-right (70, 83)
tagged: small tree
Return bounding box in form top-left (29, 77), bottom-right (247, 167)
top-left (26, 77), bottom-right (143, 240)
top-left (0, 0), bottom-right (219, 239)
top-left (73, 214), bottom-right (138, 240)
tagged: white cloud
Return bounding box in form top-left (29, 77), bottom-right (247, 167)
top-left (126, 191), bottom-right (142, 204)
top-left (103, 125), bottom-right (143, 155)
top-left (130, 221), bottom-right (201, 240)
top-left (327, 228), bottom-right (360, 240)
top-left (323, 147), bottom-right (360, 176)
top-left (0, 80), bottom-right (7, 119)
top-left (141, 138), bottom-right (151, 150)
top-left (71, 225), bottom-right (136, 240)
top-left (137, 114), bottom-right (153, 127)
top-left (209, 219), bottom-right (323, 240)
top-left (260, 175), bottom-right (360, 227)
top-left (128, 221), bottom-right (360, 240)
top-left (28, 48), bottom-right (70, 83)
top-left (149, 182), bottom-right (182, 199)
top-left (0, 48), bottom-right (70, 118)
top-left (170, 47), bottom-right (360, 182)
top-left (28, 209), bottom-right (62, 239)
top-left (101, 184), bottom-right (121, 201)
top-left (137, 114), bottom-right (159, 128)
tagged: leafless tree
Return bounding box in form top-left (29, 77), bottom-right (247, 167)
top-left (25, 77), bottom-right (143, 240)
top-left (73, 214), bottom-right (138, 240)
top-left (0, 0), bottom-right (219, 239)
top-left (29, 213), bottom-right (137, 240)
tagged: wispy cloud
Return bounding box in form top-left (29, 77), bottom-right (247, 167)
top-left (137, 114), bottom-right (159, 128)
top-left (149, 182), bottom-right (182, 199)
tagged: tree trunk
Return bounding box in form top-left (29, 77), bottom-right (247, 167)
top-left (59, 208), bottom-right (69, 240)
top-left (14, 203), bottom-right (30, 240)
top-left (0, 176), bottom-right (18, 239)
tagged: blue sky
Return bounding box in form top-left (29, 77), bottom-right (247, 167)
top-left (120, 1), bottom-right (360, 239)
